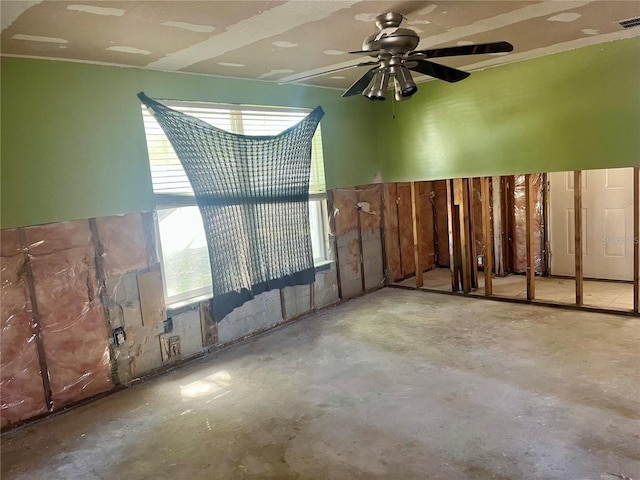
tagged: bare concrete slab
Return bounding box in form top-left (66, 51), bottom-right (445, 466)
top-left (2, 289), bottom-right (639, 479)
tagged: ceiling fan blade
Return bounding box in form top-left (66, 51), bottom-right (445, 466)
top-left (408, 60), bottom-right (470, 83)
top-left (348, 49), bottom-right (384, 56)
top-left (409, 41), bottom-right (514, 58)
top-left (342, 67), bottom-right (380, 97)
top-left (284, 61), bottom-right (379, 83)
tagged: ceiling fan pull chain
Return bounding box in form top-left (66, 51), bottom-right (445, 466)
top-left (392, 93), bottom-right (396, 120)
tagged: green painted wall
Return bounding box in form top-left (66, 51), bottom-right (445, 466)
top-left (1, 58), bottom-right (380, 229)
top-left (376, 37), bottom-right (640, 182)
top-left (4, 38), bottom-right (639, 229)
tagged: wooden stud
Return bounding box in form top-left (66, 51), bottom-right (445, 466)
top-left (468, 179), bottom-right (479, 289)
top-left (457, 178), bottom-right (472, 293)
top-left (410, 182), bottom-right (424, 287)
top-left (525, 174), bottom-right (536, 301)
top-left (395, 189), bottom-right (404, 279)
top-left (491, 176), bottom-right (505, 277)
top-left (634, 167), bottom-right (639, 313)
top-left (574, 171), bottom-right (583, 306)
top-left (279, 289), bottom-right (288, 320)
top-left (326, 190), bottom-right (343, 300)
top-left (481, 177), bottom-right (493, 296)
top-left (381, 183), bottom-right (402, 283)
top-left (310, 282), bottom-right (316, 311)
top-left (18, 228), bottom-right (54, 411)
top-left (88, 218), bottom-right (122, 386)
top-left (355, 187), bottom-right (366, 293)
top-left (505, 176), bottom-right (516, 274)
top-left (379, 185), bottom-right (390, 285)
top-left (541, 173), bottom-right (551, 275)
top-left (445, 180), bottom-right (458, 291)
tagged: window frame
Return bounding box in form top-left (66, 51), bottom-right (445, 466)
top-left (142, 100), bottom-right (330, 307)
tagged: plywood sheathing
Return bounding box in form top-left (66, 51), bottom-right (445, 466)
top-left (328, 185), bottom-right (384, 297)
top-left (432, 180), bottom-right (451, 268)
top-left (418, 182), bottom-right (436, 272)
top-left (331, 188), bottom-right (361, 298)
top-left (382, 181), bottom-right (447, 283)
top-left (25, 220), bottom-right (113, 409)
top-left (397, 183), bottom-right (415, 278)
top-left (357, 184), bottom-right (384, 291)
top-left (137, 268), bottom-right (166, 327)
top-left (382, 184), bottom-right (402, 283)
top-left (0, 231), bottom-right (48, 428)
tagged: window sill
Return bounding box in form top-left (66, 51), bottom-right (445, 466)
top-left (166, 293), bottom-right (212, 317)
top-left (166, 261), bottom-right (334, 317)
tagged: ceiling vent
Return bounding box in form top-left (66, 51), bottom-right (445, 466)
top-left (618, 17), bottom-right (640, 29)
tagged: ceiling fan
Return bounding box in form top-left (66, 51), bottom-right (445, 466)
top-left (295, 12), bottom-right (513, 101)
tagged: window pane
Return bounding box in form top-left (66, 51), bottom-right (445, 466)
top-left (309, 200), bottom-right (325, 263)
top-left (157, 207), bottom-right (212, 299)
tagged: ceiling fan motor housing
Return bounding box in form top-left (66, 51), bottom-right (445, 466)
top-left (362, 12), bottom-right (419, 54)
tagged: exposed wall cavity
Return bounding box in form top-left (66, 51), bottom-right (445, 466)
top-left (0, 189), bottom-right (352, 430)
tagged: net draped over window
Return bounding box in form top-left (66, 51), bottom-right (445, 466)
top-left (138, 92), bottom-right (324, 321)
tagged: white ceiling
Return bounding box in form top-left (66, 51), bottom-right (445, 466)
top-left (2, 1), bottom-right (639, 90)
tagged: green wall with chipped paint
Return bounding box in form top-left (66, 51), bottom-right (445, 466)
top-left (376, 37), bottom-right (640, 182)
top-left (1, 57), bottom-right (380, 229)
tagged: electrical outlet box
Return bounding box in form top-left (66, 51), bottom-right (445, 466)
top-left (169, 336), bottom-right (181, 358)
top-left (160, 334), bottom-right (181, 361)
top-left (113, 327), bottom-right (127, 346)
top-left (477, 255), bottom-right (484, 267)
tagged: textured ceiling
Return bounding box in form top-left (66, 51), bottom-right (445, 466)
top-left (2, 1), bottom-right (639, 90)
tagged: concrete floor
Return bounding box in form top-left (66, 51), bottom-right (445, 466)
top-left (2, 289), bottom-right (639, 480)
top-left (399, 268), bottom-right (636, 311)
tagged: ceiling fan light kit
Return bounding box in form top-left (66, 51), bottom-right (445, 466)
top-left (364, 69), bottom-right (390, 101)
top-left (325, 11), bottom-right (514, 102)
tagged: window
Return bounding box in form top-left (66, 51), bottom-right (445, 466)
top-left (141, 101), bottom-right (329, 305)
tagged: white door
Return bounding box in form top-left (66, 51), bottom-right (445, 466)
top-left (549, 168), bottom-right (635, 281)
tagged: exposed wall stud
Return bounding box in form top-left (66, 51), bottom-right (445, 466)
top-left (88, 218), bottom-right (121, 387)
top-left (468, 179), bottom-right (479, 288)
top-left (457, 178), bottom-right (472, 293)
top-left (356, 187), bottom-right (366, 293)
top-left (395, 188), bottom-right (404, 279)
top-left (446, 180), bottom-right (459, 291)
top-left (326, 190), bottom-right (343, 300)
top-left (491, 176), bottom-right (505, 276)
top-left (18, 229), bottom-right (54, 411)
top-left (410, 182), bottom-right (424, 287)
top-left (279, 289), bottom-right (288, 320)
top-left (525, 174), bottom-right (536, 301)
top-left (381, 184), bottom-right (402, 283)
top-left (505, 176), bottom-right (515, 274)
top-left (379, 186), bottom-right (390, 285)
top-left (574, 171), bottom-right (583, 306)
top-left (481, 177), bottom-right (493, 296)
top-left (633, 167), bottom-right (639, 313)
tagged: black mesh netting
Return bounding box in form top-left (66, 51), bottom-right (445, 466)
top-left (138, 92), bottom-right (324, 321)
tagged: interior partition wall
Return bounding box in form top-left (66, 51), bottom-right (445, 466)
top-left (386, 168), bottom-right (640, 316)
